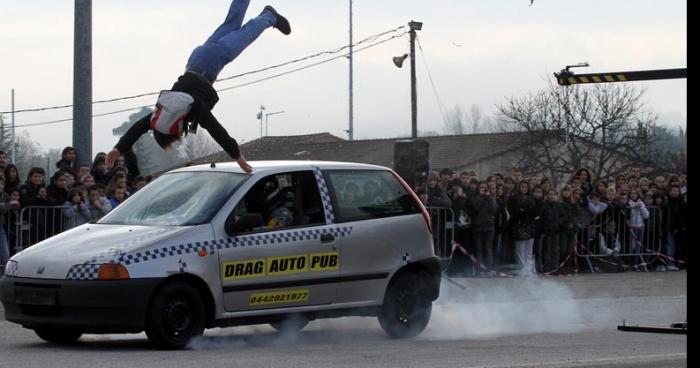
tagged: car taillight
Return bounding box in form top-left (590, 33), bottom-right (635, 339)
top-left (98, 263), bottom-right (130, 280)
top-left (390, 170), bottom-right (432, 234)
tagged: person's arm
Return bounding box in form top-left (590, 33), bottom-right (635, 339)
top-left (199, 110), bottom-right (252, 173)
top-left (108, 114), bottom-right (151, 167)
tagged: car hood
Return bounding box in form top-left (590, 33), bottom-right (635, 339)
top-left (9, 224), bottom-right (194, 279)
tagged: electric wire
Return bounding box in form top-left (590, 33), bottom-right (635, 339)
top-left (0, 25), bottom-right (407, 115)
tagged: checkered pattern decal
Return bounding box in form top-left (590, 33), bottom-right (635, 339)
top-left (402, 252), bottom-right (412, 265)
top-left (66, 264), bottom-right (101, 280)
top-left (66, 226), bottom-right (353, 279)
top-left (313, 167), bottom-right (335, 224)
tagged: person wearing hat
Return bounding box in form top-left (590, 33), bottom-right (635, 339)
top-left (106, 0), bottom-right (291, 173)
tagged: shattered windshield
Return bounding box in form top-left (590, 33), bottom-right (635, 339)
top-left (99, 171), bottom-right (247, 226)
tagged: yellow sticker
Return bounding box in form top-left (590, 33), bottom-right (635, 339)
top-left (223, 252), bottom-right (340, 281)
top-left (249, 289), bottom-right (310, 306)
top-left (310, 252), bottom-right (339, 271)
top-left (222, 259), bottom-right (266, 280)
top-left (267, 254), bottom-right (309, 276)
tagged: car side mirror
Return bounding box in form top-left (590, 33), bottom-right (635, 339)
top-left (225, 213), bottom-right (264, 236)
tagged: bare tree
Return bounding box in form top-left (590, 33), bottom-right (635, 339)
top-left (497, 82), bottom-right (667, 184)
top-left (443, 105), bottom-right (465, 135)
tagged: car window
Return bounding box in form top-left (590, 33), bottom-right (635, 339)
top-left (233, 171), bottom-right (326, 233)
top-left (100, 172), bottom-right (247, 226)
top-left (325, 170), bottom-right (421, 222)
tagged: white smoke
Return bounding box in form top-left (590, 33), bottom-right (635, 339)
top-left (422, 276), bottom-right (591, 340)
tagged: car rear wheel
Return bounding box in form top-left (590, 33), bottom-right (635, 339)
top-left (378, 272), bottom-right (432, 339)
top-left (270, 314), bottom-right (310, 333)
top-left (145, 282), bottom-right (206, 350)
top-left (34, 328), bottom-right (82, 344)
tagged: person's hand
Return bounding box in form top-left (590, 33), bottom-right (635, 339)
top-left (106, 148), bottom-right (121, 168)
top-left (38, 188), bottom-right (48, 199)
top-left (236, 154), bottom-right (253, 174)
top-left (10, 200), bottom-right (19, 209)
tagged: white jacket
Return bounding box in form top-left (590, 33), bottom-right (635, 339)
top-left (627, 199), bottom-right (649, 228)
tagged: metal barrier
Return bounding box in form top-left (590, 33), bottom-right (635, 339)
top-left (427, 207), bottom-right (454, 261)
top-left (15, 206), bottom-right (75, 254)
top-left (575, 205), bottom-right (665, 272)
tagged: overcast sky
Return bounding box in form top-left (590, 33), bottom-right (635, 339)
top-left (0, 0), bottom-right (687, 155)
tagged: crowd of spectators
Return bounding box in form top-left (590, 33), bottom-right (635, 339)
top-left (0, 148), bottom-right (154, 267)
top-left (415, 166), bottom-right (688, 276)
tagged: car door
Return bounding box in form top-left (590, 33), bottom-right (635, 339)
top-left (217, 169), bottom-right (342, 312)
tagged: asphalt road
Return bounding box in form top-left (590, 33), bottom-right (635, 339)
top-left (0, 271), bottom-right (686, 368)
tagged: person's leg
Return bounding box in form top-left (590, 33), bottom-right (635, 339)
top-left (484, 231), bottom-right (495, 271)
top-left (215, 12), bottom-right (277, 65)
top-left (473, 231), bottom-right (484, 274)
top-left (514, 240), bottom-right (526, 271)
top-left (524, 238), bottom-right (535, 274)
top-left (206, 0), bottom-right (251, 43)
top-left (0, 228), bottom-right (9, 266)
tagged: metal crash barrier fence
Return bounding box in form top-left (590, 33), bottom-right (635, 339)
top-left (575, 205), bottom-right (665, 272)
top-left (427, 207), bottom-right (454, 264)
top-left (14, 206), bottom-right (73, 254)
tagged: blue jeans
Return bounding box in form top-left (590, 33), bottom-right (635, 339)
top-left (186, 0), bottom-right (276, 82)
top-left (665, 233), bottom-right (676, 262)
top-left (0, 227), bottom-right (9, 265)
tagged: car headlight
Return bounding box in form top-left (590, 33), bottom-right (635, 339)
top-left (4, 260), bottom-right (18, 277)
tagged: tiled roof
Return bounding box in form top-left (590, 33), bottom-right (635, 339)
top-left (185, 131), bottom-right (531, 170)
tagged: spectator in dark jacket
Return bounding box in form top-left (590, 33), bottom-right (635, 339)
top-left (55, 146), bottom-right (77, 177)
top-left (3, 164), bottom-right (21, 196)
top-left (532, 185), bottom-right (545, 273)
top-left (19, 168), bottom-right (48, 208)
top-left (558, 185), bottom-right (579, 273)
top-left (664, 186), bottom-right (683, 271)
top-left (508, 181), bottom-right (538, 276)
top-left (426, 173), bottom-right (452, 208)
top-left (469, 181), bottom-right (498, 274)
top-left (541, 188), bottom-right (563, 273)
top-left (0, 178), bottom-right (20, 267)
top-left (46, 171), bottom-right (70, 206)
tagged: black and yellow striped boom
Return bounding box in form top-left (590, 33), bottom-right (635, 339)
top-left (555, 68), bottom-right (687, 86)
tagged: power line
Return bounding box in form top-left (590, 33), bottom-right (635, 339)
top-left (416, 35), bottom-right (449, 126)
top-left (12, 30), bottom-right (408, 128)
top-left (1, 25), bottom-right (407, 115)
top-left (14, 106), bottom-right (152, 128)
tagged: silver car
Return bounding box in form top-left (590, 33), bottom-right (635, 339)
top-left (0, 161), bottom-right (441, 349)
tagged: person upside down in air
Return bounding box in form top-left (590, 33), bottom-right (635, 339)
top-left (106, 0), bottom-right (291, 173)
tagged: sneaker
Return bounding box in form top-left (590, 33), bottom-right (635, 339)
top-left (656, 265), bottom-right (666, 272)
top-left (264, 5), bottom-right (291, 35)
top-left (666, 265), bottom-right (679, 271)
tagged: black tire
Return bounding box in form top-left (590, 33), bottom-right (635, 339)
top-left (270, 315), bottom-right (310, 333)
top-left (34, 328), bottom-right (82, 344)
top-left (378, 272), bottom-right (432, 339)
top-left (145, 282), bottom-right (206, 350)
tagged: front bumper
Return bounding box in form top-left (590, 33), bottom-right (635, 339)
top-left (0, 276), bottom-right (163, 333)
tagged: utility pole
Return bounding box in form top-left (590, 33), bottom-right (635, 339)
top-left (408, 21), bottom-right (422, 139)
top-left (10, 89), bottom-right (15, 163)
top-left (73, 0), bottom-right (92, 166)
top-left (348, 0), bottom-right (354, 141)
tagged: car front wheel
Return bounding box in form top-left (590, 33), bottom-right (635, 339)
top-left (378, 272), bottom-right (432, 339)
top-left (145, 282), bottom-right (206, 350)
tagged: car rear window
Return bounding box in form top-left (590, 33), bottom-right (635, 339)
top-left (325, 170), bottom-right (421, 222)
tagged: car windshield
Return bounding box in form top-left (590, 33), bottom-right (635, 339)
top-left (99, 171), bottom-right (247, 226)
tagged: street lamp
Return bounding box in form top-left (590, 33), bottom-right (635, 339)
top-left (265, 110), bottom-right (285, 137)
top-left (256, 105), bottom-right (266, 138)
top-left (393, 21), bottom-right (422, 138)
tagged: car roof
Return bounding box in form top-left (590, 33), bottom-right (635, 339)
top-left (168, 160), bottom-right (390, 175)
